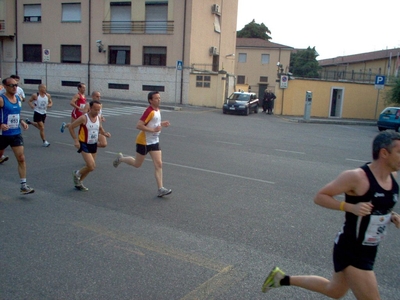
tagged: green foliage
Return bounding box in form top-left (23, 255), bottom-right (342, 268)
top-left (290, 47), bottom-right (321, 78)
top-left (384, 78), bottom-right (400, 105)
top-left (237, 19), bottom-right (272, 40)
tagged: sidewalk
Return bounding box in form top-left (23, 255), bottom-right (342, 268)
top-left (289, 117), bottom-right (376, 126)
top-left (25, 89), bottom-right (377, 125)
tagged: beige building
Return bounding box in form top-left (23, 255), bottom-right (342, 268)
top-left (235, 37), bottom-right (293, 98)
top-left (0, 0), bottom-right (239, 106)
top-left (318, 48), bottom-right (400, 83)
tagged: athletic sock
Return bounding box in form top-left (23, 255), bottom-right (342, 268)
top-left (280, 275), bottom-right (290, 286)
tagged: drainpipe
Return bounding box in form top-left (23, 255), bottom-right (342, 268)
top-left (87, 0), bottom-right (91, 93)
top-left (15, 0), bottom-right (18, 74)
top-left (179, 0), bottom-right (187, 104)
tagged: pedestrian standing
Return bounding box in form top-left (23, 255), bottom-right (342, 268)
top-left (25, 84), bottom-right (53, 147)
top-left (113, 91), bottom-right (172, 197)
top-left (0, 77), bottom-right (34, 194)
top-left (262, 131), bottom-right (400, 299)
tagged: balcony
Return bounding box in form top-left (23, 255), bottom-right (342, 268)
top-left (102, 21), bottom-right (174, 34)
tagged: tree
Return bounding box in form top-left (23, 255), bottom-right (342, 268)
top-left (237, 19), bottom-right (272, 40)
top-left (384, 78), bottom-right (400, 105)
top-left (289, 47), bottom-right (321, 78)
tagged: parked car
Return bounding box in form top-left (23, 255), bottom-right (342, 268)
top-left (222, 92), bottom-right (259, 115)
top-left (377, 107), bottom-right (400, 131)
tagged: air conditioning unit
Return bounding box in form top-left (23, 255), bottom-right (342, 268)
top-left (209, 46), bottom-right (218, 56)
top-left (211, 4), bottom-right (221, 15)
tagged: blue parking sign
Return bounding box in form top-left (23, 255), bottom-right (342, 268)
top-left (375, 75), bottom-right (385, 85)
top-left (176, 60), bottom-right (183, 70)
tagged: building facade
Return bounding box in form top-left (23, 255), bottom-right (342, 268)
top-left (318, 48), bottom-right (400, 83)
top-left (0, 0), bottom-right (238, 106)
top-left (235, 38), bottom-right (293, 98)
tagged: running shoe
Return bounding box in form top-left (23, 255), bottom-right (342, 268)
top-left (25, 118), bottom-right (32, 124)
top-left (75, 183), bottom-right (88, 192)
top-left (261, 266), bottom-right (285, 293)
top-left (43, 141), bottom-right (50, 147)
top-left (113, 152), bottom-right (123, 168)
top-left (157, 187), bottom-right (172, 197)
top-left (20, 185), bottom-right (35, 195)
top-left (60, 122), bottom-right (66, 133)
top-left (0, 155), bottom-right (9, 164)
top-left (73, 170), bottom-right (80, 186)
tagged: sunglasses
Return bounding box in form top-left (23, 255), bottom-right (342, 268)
top-left (6, 84), bottom-right (18, 87)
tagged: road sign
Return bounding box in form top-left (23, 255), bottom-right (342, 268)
top-left (43, 49), bottom-right (50, 62)
top-left (374, 75), bottom-right (385, 89)
top-left (280, 75), bottom-right (288, 89)
top-left (176, 60), bottom-right (183, 71)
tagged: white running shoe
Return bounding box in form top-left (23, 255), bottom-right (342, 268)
top-left (158, 187), bottom-right (172, 197)
top-left (43, 141), bottom-right (50, 147)
top-left (113, 153), bottom-right (123, 168)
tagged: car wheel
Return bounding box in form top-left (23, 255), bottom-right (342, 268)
top-left (378, 127), bottom-right (385, 131)
top-left (223, 110), bottom-right (227, 114)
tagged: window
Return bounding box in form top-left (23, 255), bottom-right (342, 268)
top-left (61, 45), bottom-right (81, 63)
top-left (110, 2), bottom-right (132, 33)
top-left (62, 3), bottom-right (81, 22)
top-left (24, 4), bottom-right (41, 22)
top-left (23, 44), bottom-right (42, 62)
top-left (237, 75), bottom-right (245, 84)
top-left (261, 54), bottom-right (270, 64)
top-left (143, 47), bottom-right (166, 66)
top-left (109, 83), bottom-right (129, 90)
top-left (238, 53), bottom-right (247, 63)
top-left (109, 46), bottom-right (130, 65)
top-left (145, 3), bottom-right (168, 34)
top-left (196, 76), bottom-right (211, 88)
top-left (260, 76), bottom-right (268, 82)
top-left (214, 15), bottom-right (221, 33)
top-left (143, 85), bottom-right (165, 92)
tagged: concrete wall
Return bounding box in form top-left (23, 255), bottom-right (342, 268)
top-left (274, 79), bottom-right (388, 120)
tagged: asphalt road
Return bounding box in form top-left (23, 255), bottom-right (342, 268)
top-left (1, 96), bottom-right (399, 300)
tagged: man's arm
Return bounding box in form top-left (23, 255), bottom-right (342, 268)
top-left (314, 169), bottom-right (373, 216)
top-left (28, 94), bottom-right (37, 109)
top-left (47, 94), bottom-right (53, 108)
top-left (136, 119), bottom-right (161, 133)
top-left (68, 115), bottom-right (85, 148)
top-left (69, 94), bottom-right (80, 109)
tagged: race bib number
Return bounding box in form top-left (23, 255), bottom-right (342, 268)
top-left (362, 213), bottom-right (391, 246)
top-left (88, 130), bottom-right (99, 144)
top-left (7, 114), bottom-right (20, 129)
top-left (38, 101), bottom-right (46, 109)
top-left (80, 104), bottom-right (86, 109)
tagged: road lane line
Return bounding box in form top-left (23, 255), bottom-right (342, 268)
top-left (105, 152), bottom-right (275, 184)
top-left (346, 158), bottom-right (366, 162)
top-left (73, 222), bottom-right (246, 300)
top-left (73, 222), bottom-right (228, 271)
top-left (180, 265), bottom-right (246, 300)
top-left (217, 141), bottom-right (242, 146)
top-left (275, 149), bottom-right (305, 155)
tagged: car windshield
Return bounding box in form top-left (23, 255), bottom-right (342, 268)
top-left (230, 93), bottom-right (250, 101)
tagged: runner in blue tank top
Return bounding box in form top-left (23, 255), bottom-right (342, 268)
top-left (0, 77), bottom-right (34, 194)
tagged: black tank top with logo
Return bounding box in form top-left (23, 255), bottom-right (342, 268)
top-left (336, 164), bottom-right (398, 251)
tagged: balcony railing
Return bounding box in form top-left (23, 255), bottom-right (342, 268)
top-left (102, 21), bottom-right (174, 34)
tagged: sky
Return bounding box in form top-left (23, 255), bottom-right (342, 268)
top-left (237, 0), bottom-right (400, 60)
